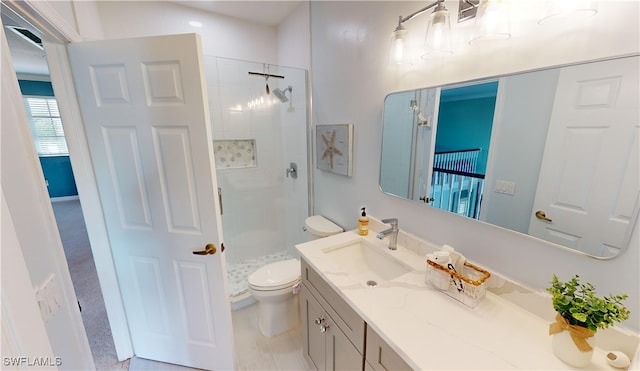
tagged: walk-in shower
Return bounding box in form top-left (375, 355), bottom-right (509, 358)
top-left (204, 56), bottom-right (309, 307)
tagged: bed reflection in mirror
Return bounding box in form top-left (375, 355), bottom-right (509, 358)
top-left (379, 56), bottom-right (640, 259)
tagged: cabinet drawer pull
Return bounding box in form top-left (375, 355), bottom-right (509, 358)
top-left (320, 323), bottom-right (330, 333)
top-left (315, 316), bottom-right (325, 325)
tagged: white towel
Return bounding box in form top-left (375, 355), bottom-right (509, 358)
top-left (426, 251), bottom-right (451, 266)
top-left (441, 245), bottom-right (466, 273)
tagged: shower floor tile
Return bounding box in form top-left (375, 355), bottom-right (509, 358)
top-left (227, 251), bottom-right (296, 297)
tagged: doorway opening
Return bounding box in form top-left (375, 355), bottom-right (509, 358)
top-left (2, 11), bottom-right (126, 369)
top-left (50, 200), bottom-right (126, 369)
top-left (429, 81), bottom-right (498, 218)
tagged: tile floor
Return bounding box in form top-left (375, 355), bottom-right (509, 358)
top-left (129, 303), bottom-right (310, 371)
top-left (232, 303), bottom-right (311, 371)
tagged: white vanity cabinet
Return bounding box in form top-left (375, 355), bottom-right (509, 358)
top-left (301, 259), bottom-right (366, 370)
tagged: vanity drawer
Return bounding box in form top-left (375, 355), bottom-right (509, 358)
top-left (366, 326), bottom-right (412, 371)
top-left (301, 259), bottom-right (366, 353)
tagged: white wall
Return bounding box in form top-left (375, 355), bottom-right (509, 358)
top-left (277, 2), bottom-right (311, 70)
top-left (45, 1), bottom-right (77, 32)
top-left (97, 1), bottom-right (311, 72)
top-left (1, 187), bottom-right (57, 369)
top-left (71, 0), bottom-right (103, 39)
top-left (310, 1), bottom-right (640, 331)
top-left (2, 25), bottom-right (93, 369)
top-left (482, 68), bottom-right (559, 233)
top-left (96, 1), bottom-right (278, 64)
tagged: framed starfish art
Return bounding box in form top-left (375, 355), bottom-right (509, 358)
top-left (316, 124), bottom-right (353, 176)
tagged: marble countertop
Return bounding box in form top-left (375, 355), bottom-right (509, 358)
top-left (296, 229), bottom-right (637, 370)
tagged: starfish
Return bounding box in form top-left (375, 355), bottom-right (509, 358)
top-left (321, 130), bottom-right (343, 169)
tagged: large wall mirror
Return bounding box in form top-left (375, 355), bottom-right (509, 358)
top-left (380, 55), bottom-right (639, 259)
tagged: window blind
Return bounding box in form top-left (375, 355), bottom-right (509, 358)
top-left (23, 96), bottom-right (69, 156)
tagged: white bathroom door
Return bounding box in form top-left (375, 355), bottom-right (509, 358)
top-left (67, 34), bottom-right (234, 370)
top-left (528, 56), bottom-right (639, 257)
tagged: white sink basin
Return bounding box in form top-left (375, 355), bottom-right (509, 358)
top-left (322, 239), bottom-right (412, 283)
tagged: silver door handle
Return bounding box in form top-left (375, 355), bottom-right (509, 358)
top-left (218, 188), bottom-right (223, 215)
top-left (286, 162), bottom-right (297, 179)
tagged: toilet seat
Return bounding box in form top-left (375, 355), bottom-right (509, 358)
top-left (248, 259), bottom-right (301, 291)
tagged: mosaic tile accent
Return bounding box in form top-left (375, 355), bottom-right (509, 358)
top-left (213, 139), bottom-right (256, 169)
top-left (226, 250), bottom-right (297, 297)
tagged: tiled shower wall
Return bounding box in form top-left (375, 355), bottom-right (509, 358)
top-left (204, 56), bottom-right (309, 265)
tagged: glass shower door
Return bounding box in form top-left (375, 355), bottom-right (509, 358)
top-left (203, 56), bottom-right (309, 299)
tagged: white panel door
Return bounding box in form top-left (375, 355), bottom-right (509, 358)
top-left (67, 34), bottom-right (233, 370)
top-left (529, 56), bottom-right (639, 257)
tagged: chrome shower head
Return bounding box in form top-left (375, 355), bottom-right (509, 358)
top-left (273, 86), bottom-right (292, 103)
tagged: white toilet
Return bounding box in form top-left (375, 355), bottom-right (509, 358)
top-left (248, 215), bottom-right (343, 337)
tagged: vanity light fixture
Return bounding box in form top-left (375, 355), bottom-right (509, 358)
top-left (389, 0), bottom-right (452, 64)
top-left (422, 1), bottom-right (454, 58)
top-left (458, 0), bottom-right (480, 23)
top-left (469, 0), bottom-right (511, 44)
top-left (538, 0), bottom-right (598, 25)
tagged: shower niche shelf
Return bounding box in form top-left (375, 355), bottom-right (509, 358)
top-left (213, 139), bottom-right (256, 169)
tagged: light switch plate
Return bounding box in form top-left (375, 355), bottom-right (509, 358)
top-left (494, 180), bottom-right (516, 195)
top-left (35, 274), bottom-right (61, 322)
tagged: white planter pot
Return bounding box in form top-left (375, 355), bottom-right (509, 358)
top-left (551, 329), bottom-right (596, 368)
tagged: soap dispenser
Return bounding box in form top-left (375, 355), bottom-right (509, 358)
top-left (358, 207), bottom-right (369, 236)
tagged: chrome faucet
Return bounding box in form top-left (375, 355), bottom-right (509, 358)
top-left (376, 218), bottom-right (399, 250)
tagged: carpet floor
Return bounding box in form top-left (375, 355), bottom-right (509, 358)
top-left (52, 199), bottom-right (130, 370)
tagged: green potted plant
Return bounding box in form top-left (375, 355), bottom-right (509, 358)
top-left (547, 274), bottom-right (629, 368)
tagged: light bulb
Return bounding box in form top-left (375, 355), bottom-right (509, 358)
top-left (469, 0), bottom-right (511, 45)
top-left (389, 26), bottom-right (408, 65)
top-left (423, 4), bottom-right (453, 58)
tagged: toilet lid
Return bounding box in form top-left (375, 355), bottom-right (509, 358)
top-left (305, 215), bottom-right (343, 237)
top-left (248, 259), bottom-right (301, 290)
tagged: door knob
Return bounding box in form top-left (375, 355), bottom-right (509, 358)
top-left (315, 316), bottom-right (325, 325)
top-left (535, 210), bottom-right (552, 222)
top-left (193, 243), bottom-right (217, 255)
top-left (420, 196), bottom-right (434, 203)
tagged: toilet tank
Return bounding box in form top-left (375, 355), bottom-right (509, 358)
top-left (304, 215), bottom-right (343, 240)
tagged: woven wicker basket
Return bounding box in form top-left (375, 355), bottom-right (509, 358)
top-left (426, 260), bottom-right (491, 308)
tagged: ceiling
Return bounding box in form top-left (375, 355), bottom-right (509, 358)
top-left (172, 1), bottom-right (303, 26)
top-left (3, 1), bottom-right (303, 76)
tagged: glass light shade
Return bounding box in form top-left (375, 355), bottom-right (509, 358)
top-left (422, 5), bottom-right (453, 58)
top-left (389, 26), bottom-right (408, 65)
top-left (538, 0), bottom-right (598, 24)
top-left (469, 0), bottom-right (511, 45)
